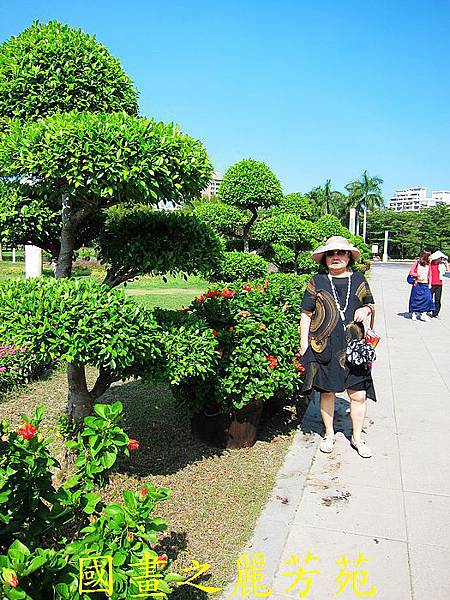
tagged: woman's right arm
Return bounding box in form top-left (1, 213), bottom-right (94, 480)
top-left (300, 310), bottom-right (312, 356)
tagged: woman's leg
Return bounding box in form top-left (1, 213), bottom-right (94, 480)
top-left (320, 391), bottom-right (335, 437)
top-left (347, 388), bottom-right (367, 443)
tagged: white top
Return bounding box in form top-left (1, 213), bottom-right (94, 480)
top-left (417, 264), bottom-right (429, 283)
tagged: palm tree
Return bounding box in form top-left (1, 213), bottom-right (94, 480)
top-left (307, 179), bottom-right (348, 219)
top-left (345, 171), bottom-right (384, 240)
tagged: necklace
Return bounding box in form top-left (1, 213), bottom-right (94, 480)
top-left (328, 272), bottom-right (352, 322)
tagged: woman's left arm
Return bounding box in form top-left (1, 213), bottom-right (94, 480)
top-left (354, 276), bottom-right (375, 323)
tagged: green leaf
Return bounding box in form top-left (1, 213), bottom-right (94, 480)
top-left (81, 492), bottom-right (101, 514)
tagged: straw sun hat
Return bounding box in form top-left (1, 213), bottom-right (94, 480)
top-left (311, 235), bottom-right (361, 263)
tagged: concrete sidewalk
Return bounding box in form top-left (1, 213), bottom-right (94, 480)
top-left (226, 263), bottom-right (450, 599)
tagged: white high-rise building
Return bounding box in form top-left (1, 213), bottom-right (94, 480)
top-left (389, 187), bottom-right (450, 212)
top-left (202, 172), bottom-right (222, 197)
top-left (389, 187), bottom-right (427, 212)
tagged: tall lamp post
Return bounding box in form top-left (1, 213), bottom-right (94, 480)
top-left (349, 208), bottom-right (357, 236)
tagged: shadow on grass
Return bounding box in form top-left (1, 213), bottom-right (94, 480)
top-left (102, 380), bottom-right (224, 476)
top-left (256, 395), bottom-right (303, 443)
top-left (101, 379), bottom-right (303, 477)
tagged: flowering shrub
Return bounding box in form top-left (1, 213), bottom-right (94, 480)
top-left (157, 273), bottom-right (308, 412)
top-left (0, 403), bottom-right (180, 599)
top-left (0, 343), bottom-right (48, 395)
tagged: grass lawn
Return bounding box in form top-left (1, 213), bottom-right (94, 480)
top-left (0, 369), bottom-right (300, 594)
top-left (0, 261), bottom-right (209, 310)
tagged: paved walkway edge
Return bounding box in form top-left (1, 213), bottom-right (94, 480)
top-left (221, 394), bottom-right (321, 598)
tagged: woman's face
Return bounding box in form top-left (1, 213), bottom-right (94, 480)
top-left (325, 249), bottom-right (350, 271)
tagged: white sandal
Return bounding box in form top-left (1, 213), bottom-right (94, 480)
top-left (319, 435), bottom-right (335, 453)
top-left (351, 436), bottom-right (372, 458)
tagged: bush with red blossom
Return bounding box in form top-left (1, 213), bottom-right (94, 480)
top-left (156, 273), bottom-right (309, 412)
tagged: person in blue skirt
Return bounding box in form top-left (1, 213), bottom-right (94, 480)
top-left (408, 251), bottom-right (435, 321)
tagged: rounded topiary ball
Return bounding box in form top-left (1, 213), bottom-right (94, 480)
top-left (218, 158), bottom-right (283, 212)
top-left (0, 20), bottom-right (139, 121)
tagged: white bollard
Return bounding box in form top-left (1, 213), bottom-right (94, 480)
top-left (25, 245), bottom-right (42, 278)
top-left (382, 230), bottom-right (389, 263)
top-left (12, 248), bottom-right (16, 263)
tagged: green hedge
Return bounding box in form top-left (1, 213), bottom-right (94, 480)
top-left (210, 251), bottom-right (269, 282)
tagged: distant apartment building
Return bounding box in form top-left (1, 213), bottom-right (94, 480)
top-left (432, 190), bottom-right (450, 205)
top-left (202, 172), bottom-right (222, 197)
top-left (389, 187), bottom-right (450, 212)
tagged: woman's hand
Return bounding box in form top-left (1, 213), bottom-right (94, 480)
top-left (300, 344), bottom-right (309, 356)
top-left (353, 306), bottom-right (372, 323)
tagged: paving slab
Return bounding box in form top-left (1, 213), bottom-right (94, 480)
top-left (409, 544), bottom-right (450, 600)
top-left (272, 526), bottom-right (411, 600)
top-left (222, 264), bottom-right (450, 599)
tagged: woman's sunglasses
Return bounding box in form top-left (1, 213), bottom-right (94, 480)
top-left (326, 250), bottom-right (349, 257)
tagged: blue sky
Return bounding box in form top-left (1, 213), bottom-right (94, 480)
top-left (1, 0), bottom-right (449, 201)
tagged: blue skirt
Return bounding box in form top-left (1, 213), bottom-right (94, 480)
top-left (409, 283), bottom-right (435, 313)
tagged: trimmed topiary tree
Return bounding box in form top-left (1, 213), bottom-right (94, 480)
top-left (0, 278), bottom-right (163, 420)
top-left (0, 112), bottom-right (213, 278)
top-left (268, 193), bottom-right (314, 220)
top-left (209, 251), bottom-right (269, 282)
top-left (218, 159), bottom-right (283, 252)
top-left (98, 204), bottom-right (223, 287)
top-left (0, 20), bottom-right (218, 421)
top-left (253, 213), bottom-right (318, 274)
top-left (0, 20), bottom-right (138, 124)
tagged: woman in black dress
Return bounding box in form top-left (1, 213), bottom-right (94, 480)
top-left (299, 236), bottom-right (376, 458)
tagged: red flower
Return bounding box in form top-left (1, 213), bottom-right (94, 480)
top-left (18, 422), bottom-right (37, 440)
top-left (238, 310), bottom-right (251, 317)
top-left (157, 554), bottom-right (168, 569)
top-left (295, 351), bottom-right (302, 358)
top-left (212, 329), bottom-right (219, 337)
top-left (242, 285), bottom-right (253, 291)
top-left (293, 360), bottom-right (305, 374)
top-left (127, 532), bottom-right (134, 542)
top-left (140, 487), bottom-right (148, 497)
top-left (266, 355), bottom-right (278, 369)
top-left (220, 289), bottom-right (236, 299)
top-left (257, 285), bottom-right (265, 294)
top-left (2, 569), bottom-right (19, 589)
top-left (263, 279), bottom-right (269, 289)
top-left (128, 438), bottom-right (139, 451)
top-left (178, 307), bottom-right (191, 313)
top-left (195, 294), bottom-right (206, 303)
top-left (206, 290), bottom-right (220, 299)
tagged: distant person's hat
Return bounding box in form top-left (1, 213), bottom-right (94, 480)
top-left (311, 235), bottom-right (361, 262)
top-left (430, 250), bottom-right (448, 261)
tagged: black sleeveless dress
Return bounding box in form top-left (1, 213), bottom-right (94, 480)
top-left (299, 271), bottom-right (376, 401)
